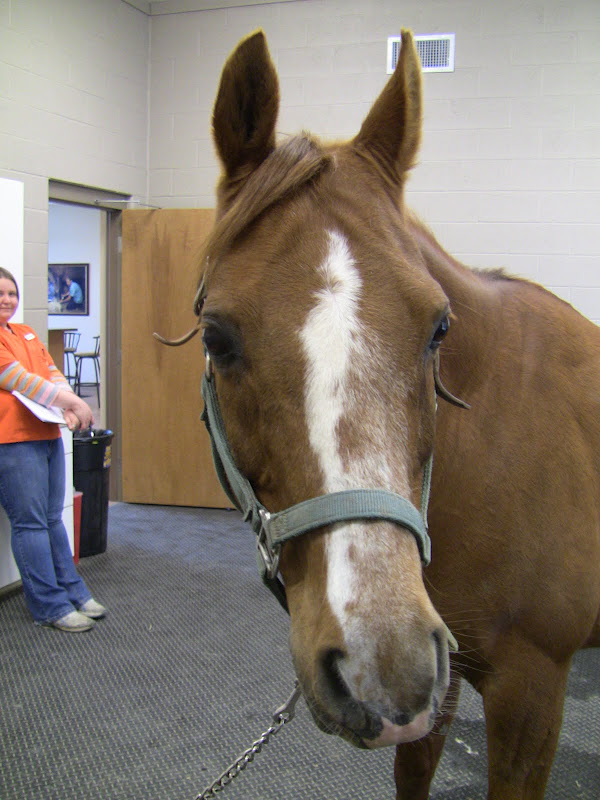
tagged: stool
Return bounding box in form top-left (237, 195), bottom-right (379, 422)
top-left (63, 330), bottom-right (80, 386)
top-left (74, 335), bottom-right (101, 406)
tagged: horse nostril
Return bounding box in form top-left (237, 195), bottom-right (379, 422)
top-left (318, 648), bottom-right (379, 738)
top-left (320, 648), bottom-right (351, 701)
top-left (391, 710), bottom-right (411, 726)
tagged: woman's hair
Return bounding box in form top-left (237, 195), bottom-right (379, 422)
top-left (0, 267), bottom-right (19, 299)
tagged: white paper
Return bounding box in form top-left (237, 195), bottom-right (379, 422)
top-left (12, 391), bottom-right (65, 424)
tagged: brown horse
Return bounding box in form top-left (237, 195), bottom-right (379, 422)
top-left (198, 29), bottom-right (600, 799)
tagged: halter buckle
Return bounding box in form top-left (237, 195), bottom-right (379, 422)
top-left (256, 509), bottom-right (280, 580)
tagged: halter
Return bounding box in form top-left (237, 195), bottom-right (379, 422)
top-left (201, 354), bottom-right (433, 612)
top-left (153, 280), bottom-right (468, 614)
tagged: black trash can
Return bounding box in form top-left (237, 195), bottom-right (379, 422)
top-left (73, 429), bottom-right (114, 557)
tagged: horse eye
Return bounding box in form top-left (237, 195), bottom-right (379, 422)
top-left (202, 322), bottom-right (241, 368)
top-left (430, 316), bottom-right (450, 350)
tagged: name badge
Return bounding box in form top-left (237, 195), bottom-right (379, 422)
top-left (24, 333), bottom-right (36, 340)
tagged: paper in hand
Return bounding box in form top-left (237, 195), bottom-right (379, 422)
top-left (12, 391), bottom-right (65, 424)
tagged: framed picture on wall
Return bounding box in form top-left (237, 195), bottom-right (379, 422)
top-left (48, 263), bottom-right (89, 316)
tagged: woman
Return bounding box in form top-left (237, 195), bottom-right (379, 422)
top-left (0, 267), bottom-right (106, 632)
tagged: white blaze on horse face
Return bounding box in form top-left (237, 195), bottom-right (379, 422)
top-left (299, 230), bottom-right (410, 634)
top-left (300, 230), bottom-right (368, 492)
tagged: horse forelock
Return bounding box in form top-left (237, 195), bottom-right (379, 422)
top-left (200, 134), bottom-right (331, 292)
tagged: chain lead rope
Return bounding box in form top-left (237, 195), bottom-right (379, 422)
top-left (194, 681), bottom-right (301, 800)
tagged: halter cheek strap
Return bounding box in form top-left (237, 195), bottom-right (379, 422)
top-left (201, 360), bottom-right (433, 613)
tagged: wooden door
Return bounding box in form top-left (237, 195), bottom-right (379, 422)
top-left (121, 208), bottom-right (229, 508)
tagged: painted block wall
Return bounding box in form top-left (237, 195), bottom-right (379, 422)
top-left (149, 0), bottom-right (600, 322)
top-left (0, 0), bottom-right (149, 336)
top-left (0, 176), bottom-right (24, 322)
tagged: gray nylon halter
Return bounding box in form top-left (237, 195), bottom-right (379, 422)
top-left (201, 355), bottom-right (433, 612)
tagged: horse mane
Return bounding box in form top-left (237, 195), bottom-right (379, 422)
top-left (406, 210), bottom-right (585, 330)
top-left (201, 134), bottom-right (331, 289)
top-left (407, 212), bottom-right (468, 273)
top-left (472, 266), bottom-right (522, 282)
top-left (407, 212), bottom-right (525, 284)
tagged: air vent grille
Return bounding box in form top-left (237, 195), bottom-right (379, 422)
top-left (387, 34), bottom-right (455, 74)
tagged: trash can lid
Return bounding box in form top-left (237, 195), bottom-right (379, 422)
top-left (74, 428), bottom-right (113, 441)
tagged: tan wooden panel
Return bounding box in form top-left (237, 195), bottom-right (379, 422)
top-left (47, 329), bottom-right (65, 371)
top-left (121, 208), bottom-right (230, 508)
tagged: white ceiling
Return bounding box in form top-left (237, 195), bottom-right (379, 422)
top-left (124, 0), bottom-right (303, 15)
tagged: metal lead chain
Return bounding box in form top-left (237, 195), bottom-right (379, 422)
top-left (195, 682), bottom-right (301, 800)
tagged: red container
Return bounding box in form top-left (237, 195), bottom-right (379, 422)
top-left (73, 491), bottom-right (83, 564)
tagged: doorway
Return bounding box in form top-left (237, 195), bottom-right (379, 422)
top-left (48, 201), bottom-right (105, 425)
top-left (48, 180), bottom-right (127, 498)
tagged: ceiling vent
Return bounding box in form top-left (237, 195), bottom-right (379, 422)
top-left (387, 34), bottom-right (455, 74)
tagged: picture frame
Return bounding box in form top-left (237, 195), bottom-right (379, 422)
top-left (48, 263), bottom-right (89, 316)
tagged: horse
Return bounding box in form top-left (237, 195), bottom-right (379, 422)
top-left (196, 29), bottom-right (600, 799)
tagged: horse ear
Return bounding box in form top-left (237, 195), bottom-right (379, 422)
top-left (353, 29), bottom-right (422, 183)
top-left (212, 30), bottom-right (279, 180)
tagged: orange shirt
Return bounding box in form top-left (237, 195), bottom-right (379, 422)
top-left (0, 323), bottom-right (69, 443)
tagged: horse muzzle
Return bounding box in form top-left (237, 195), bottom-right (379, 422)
top-left (305, 690), bottom-right (438, 750)
top-left (295, 623), bottom-right (450, 749)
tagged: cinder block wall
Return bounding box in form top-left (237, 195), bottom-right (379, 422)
top-left (1, 1), bottom-right (598, 325)
top-left (0, 0), bottom-right (148, 332)
top-left (149, 0), bottom-right (600, 321)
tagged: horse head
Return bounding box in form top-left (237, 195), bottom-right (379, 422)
top-left (201, 30), bottom-right (455, 749)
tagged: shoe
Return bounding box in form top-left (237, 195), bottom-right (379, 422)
top-left (50, 610), bottom-right (95, 632)
top-left (79, 599), bottom-right (107, 619)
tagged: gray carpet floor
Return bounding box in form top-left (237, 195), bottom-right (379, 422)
top-left (1, 503), bottom-right (598, 800)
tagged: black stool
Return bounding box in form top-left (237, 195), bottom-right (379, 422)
top-left (63, 330), bottom-right (80, 386)
top-left (74, 335), bottom-right (100, 406)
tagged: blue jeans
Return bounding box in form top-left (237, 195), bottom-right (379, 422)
top-left (0, 438), bottom-right (91, 624)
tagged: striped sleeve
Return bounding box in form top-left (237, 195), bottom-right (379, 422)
top-left (48, 363), bottom-right (71, 389)
top-left (0, 360), bottom-right (61, 407)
